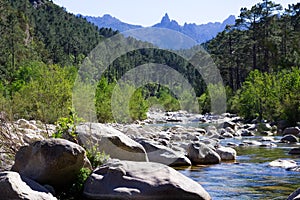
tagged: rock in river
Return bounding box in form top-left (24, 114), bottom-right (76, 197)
top-left (76, 123), bottom-right (148, 162)
top-left (187, 142), bottom-right (221, 164)
top-left (83, 159), bottom-right (211, 200)
top-left (280, 134), bottom-right (299, 143)
top-left (269, 159), bottom-right (298, 169)
top-left (216, 146), bottom-right (237, 161)
top-left (138, 139), bottom-right (191, 166)
top-left (289, 148), bottom-right (300, 155)
top-left (283, 127), bottom-right (300, 136)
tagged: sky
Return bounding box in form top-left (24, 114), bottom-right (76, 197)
top-left (52, 0), bottom-right (299, 26)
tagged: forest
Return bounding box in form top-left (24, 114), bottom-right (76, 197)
top-left (0, 0), bottom-right (299, 126)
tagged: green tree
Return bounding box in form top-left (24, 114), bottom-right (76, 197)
top-left (12, 64), bottom-right (76, 123)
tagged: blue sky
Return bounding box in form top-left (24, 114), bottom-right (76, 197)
top-left (52, 0), bottom-right (299, 26)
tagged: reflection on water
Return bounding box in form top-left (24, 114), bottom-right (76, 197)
top-left (177, 142), bottom-right (300, 200)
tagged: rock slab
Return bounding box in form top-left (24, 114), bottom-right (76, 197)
top-left (76, 123), bottom-right (148, 162)
top-left (84, 159), bottom-right (211, 200)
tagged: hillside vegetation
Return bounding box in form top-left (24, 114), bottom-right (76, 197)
top-left (0, 0), bottom-right (299, 126)
top-left (205, 1), bottom-right (300, 124)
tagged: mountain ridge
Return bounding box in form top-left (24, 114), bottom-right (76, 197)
top-left (84, 13), bottom-right (236, 44)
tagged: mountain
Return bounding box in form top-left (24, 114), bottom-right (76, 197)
top-left (85, 13), bottom-right (236, 44)
top-left (85, 14), bottom-right (142, 32)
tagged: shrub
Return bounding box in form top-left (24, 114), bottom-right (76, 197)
top-left (53, 107), bottom-right (84, 142)
top-left (86, 145), bottom-right (110, 169)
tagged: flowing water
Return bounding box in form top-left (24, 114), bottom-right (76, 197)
top-left (177, 136), bottom-right (300, 200)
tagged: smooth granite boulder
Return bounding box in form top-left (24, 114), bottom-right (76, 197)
top-left (138, 139), bottom-right (191, 166)
top-left (83, 159), bottom-right (211, 200)
top-left (187, 142), bottom-right (221, 164)
top-left (0, 171), bottom-right (57, 200)
top-left (76, 123), bottom-right (148, 162)
top-left (12, 138), bottom-right (86, 188)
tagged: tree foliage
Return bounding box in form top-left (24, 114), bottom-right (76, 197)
top-left (206, 1), bottom-right (300, 91)
top-left (232, 68), bottom-right (300, 125)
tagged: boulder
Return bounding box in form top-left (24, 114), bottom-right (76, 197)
top-left (226, 142), bottom-right (238, 147)
top-left (138, 140), bottom-right (191, 166)
top-left (259, 142), bottom-right (277, 148)
top-left (205, 130), bottom-right (221, 139)
top-left (200, 138), bottom-right (220, 150)
top-left (76, 123), bottom-right (148, 162)
top-left (287, 166), bottom-right (300, 172)
top-left (196, 128), bottom-right (206, 135)
top-left (242, 140), bottom-right (262, 146)
top-left (0, 171), bottom-right (56, 200)
top-left (240, 129), bottom-right (255, 137)
top-left (221, 132), bottom-right (234, 138)
top-left (260, 136), bottom-right (275, 142)
top-left (280, 134), bottom-right (299, 143)
top-left (261, 131), bottom-right (273, 136)
top-left (289, 148), bottom-right (300, 155)
top-left (216, 146), bottom-right (236, 160)
top-left (283, 127), bottom-right (300, 136)
top-left (223, 121), bottom-right (236, 130)
top-left (187, 143), bottom-right (221, 164)
top-left (12, 138), bottom-right (86, 188)
top-left (287, 188), bottom-right (300, 200)
top-left (269, 159), bottom-right (297, 169)
top-left (225, 127), bottom-right (235, 134)
top-left (83, 159), bottom-right (211, 200)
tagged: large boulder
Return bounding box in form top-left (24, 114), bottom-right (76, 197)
top-left (138, 140), bottom-right (191, 166)
top-left (240, 129), bottom-right (255, 136)
top-left (83, 159), bottom-right (211, 200)
top-left (187, 143), bottom-right (221, 164)
top-left (289, 148), bottom-right (300, 155)
top-left (216, 146), bottom-right (236, 161)
top-left (12, 138), bottom-right (86, 188)
top-left (283, 127), bottom-right (300, 136)
top-left (223, 121), bottom-right (236, 130)
top-left (280, 134), bottom-right (299, 143)
top-left (269, 159), bottom-right (298, 169)
top-left (0, 171), bottom-right (57, 200)
top-left (76, 123), bottom-right (148, 162)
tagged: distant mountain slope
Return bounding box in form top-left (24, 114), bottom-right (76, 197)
top-left (85, 14), bottom-right (142, 32)
top-left (154, 14), bottom-right (236, 43)
top-left (85, 13), bottom-right (235, 44)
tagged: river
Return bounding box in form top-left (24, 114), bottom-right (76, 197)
top-left (176, 135), bottom-right (300, 199)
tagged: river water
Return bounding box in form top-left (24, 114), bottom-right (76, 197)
top-left (176, 136), bottom-right (300, 200)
